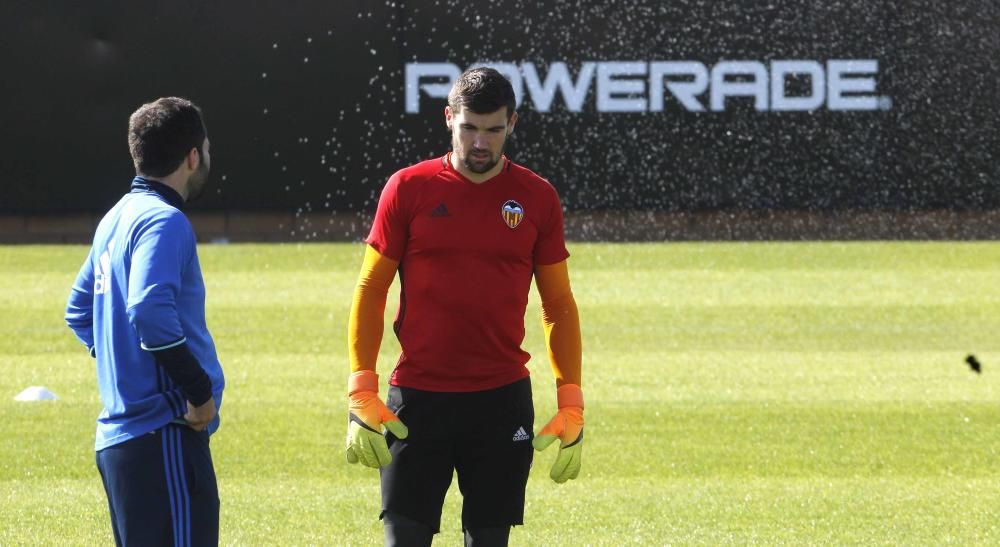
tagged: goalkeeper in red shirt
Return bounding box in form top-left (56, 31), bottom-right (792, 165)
top-left (346, 67), bottom-right (584, 547)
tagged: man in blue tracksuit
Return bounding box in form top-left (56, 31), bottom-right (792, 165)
top-left (65, 97), bottom-right (225, 547)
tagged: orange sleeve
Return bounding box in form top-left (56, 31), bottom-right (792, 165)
top-left (348, 245), bottom-right (399, 373)
top-left (534, 259), bottom-right (582, 387)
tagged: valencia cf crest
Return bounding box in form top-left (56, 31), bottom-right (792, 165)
top-left (501, 200), bottom-right (524, 229)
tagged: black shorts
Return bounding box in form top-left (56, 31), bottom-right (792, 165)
top-left (379, 378), bottom-right (535, 533)
top-left (96, 424), bottom-right (219, 547)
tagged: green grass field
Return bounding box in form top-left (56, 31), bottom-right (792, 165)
top-left (3, 242), bottom-right (1000, 545)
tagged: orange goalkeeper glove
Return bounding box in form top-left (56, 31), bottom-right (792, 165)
top-left (345, 370), bottom-right (408, 468)
top-left (532, 384), bottom-right (584, 483)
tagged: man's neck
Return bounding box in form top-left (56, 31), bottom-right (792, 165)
top-left (450, 152), bottom-right (504, 184)
top-left (139, 173), bottom-right (187, 201)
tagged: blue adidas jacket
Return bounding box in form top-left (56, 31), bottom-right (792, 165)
top-left (66, 177), bottom-right (225, 450)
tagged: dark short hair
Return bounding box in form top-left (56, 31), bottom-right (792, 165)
top-left (128, 97), bottom-right (207, 177)
top-left (447, 67), bottom-right (516, 120)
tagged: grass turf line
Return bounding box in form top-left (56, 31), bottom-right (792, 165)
top-left (1, 242), bottom-right (999, 545)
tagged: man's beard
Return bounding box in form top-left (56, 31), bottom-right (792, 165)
top-left (185, 160), bottom-right (211, 203)
top-left (459, 136), bottom-right (507, 174)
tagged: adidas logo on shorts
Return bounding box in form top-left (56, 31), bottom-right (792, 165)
top-left (512, 427), bottom-right (530, 442)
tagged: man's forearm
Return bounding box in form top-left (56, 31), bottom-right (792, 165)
top-left (542, 292), bottom-right (582, 386)
top-left (150, 342), bottom-right (212, 406)
top-left (348, 245), bottom-right (399, 372)
top-left (536, 260), bottom-right (583, 387)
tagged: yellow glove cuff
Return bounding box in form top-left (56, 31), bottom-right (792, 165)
top-left (557, 383), bottom-right (584, 410)
top-left (348, 370), bottom-right (379, 395)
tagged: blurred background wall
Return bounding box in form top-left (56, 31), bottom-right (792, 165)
top-left (1, 1), bottom-right (997, 241)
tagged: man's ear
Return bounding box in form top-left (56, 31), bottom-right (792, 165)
top-left (444, 105), bottom-right (453, 129)
top-left (187, 147), bottom-right (200, 171)
top-left (507, 111), bottom-right (519, 136)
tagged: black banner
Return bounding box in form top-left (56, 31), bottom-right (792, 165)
top-left (1, 1), bottom-right (997, 213)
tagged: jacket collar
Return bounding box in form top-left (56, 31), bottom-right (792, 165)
top-left (130, 176), bottom-right (185, 210)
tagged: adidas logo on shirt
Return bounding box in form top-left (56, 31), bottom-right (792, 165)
top-left (430, 203), bottom-right (450, 217)
top-left (512, 426), bottom-right (530, 442)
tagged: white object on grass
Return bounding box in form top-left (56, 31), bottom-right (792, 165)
top-left (14, 386), bottom-right (58, 401)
